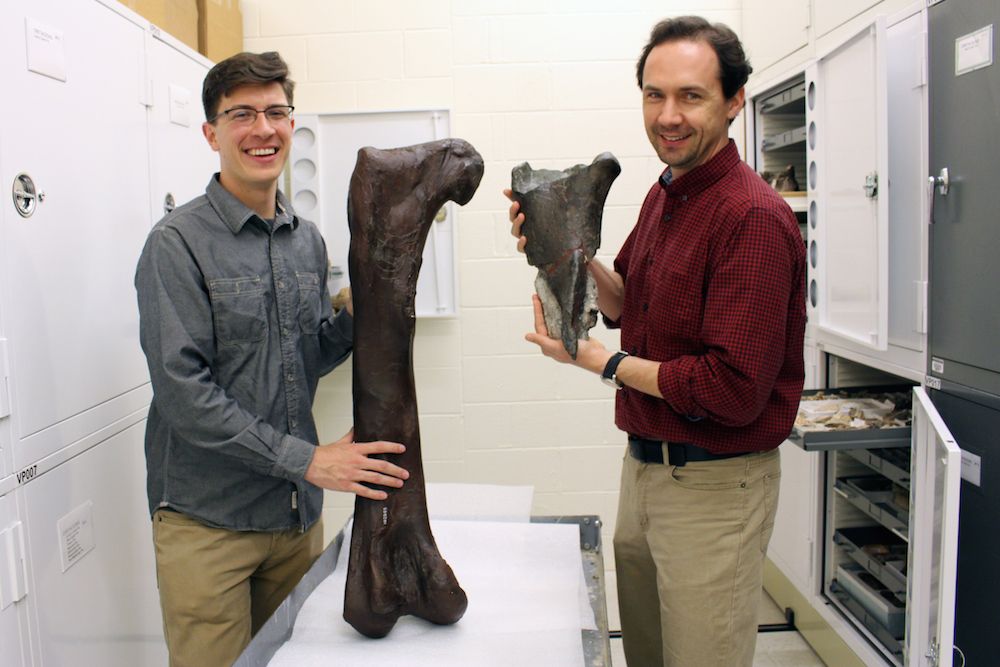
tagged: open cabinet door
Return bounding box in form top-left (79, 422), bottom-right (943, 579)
top-left (806, 17), bottom-right (890, 350)
top-left (906, 387), bottom-right (961, 667)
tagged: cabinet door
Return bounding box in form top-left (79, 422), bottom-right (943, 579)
top-left (0, 332), bottom-right (10, 478)
top-left (905, 387), bottom-right (961, 667)
top-left (146, 34), bottom-right (216, 226)
top-left (927, 0), bottom-right (1000, 397)
top-left (0, 492), bottom-right (30, 667)
top-left (767, 440), bottom-right (820, 592)
top-left (885, 10), bottom-right (928, 356)
top-left (807, 18), bottom-right (890, 350)
top-left (20, 422), bottom-right (166, 666)
top-left (0, 1), bottom-right (152, 467)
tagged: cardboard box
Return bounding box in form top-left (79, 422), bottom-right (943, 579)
top-left (120, 0), bottom-right (199, 52)
top-left (197, 0), bottom-right (243, 63)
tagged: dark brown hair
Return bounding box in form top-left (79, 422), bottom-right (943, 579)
top-left (636, 16), bottom-right (752, 100)
top-left (202, 51), bottom-right (295, 121)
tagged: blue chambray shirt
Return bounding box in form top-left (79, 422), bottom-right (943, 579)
top-left (135, 175), bottom-right (352, 532)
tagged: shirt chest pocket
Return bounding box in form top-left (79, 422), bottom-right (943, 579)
top-left (208, 276), bottom-right (268, 344)
top-left (296, 271), bottom-right (322, 334)
top-left (653, 269), bottom-right (704, 338)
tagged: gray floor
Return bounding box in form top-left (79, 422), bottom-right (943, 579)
top-left (608, 591), bottom-right (826, 666)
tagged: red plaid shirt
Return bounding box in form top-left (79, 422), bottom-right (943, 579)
top-left (609, 141), bottom-right (806, 453)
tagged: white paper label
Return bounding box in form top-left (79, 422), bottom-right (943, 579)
top-left (168, 84), bottom-right (191, 127)
top-left (931, 357), bottom-right (945, 374)
top-left (57, 501), bottom-right (95, 573)
top-left (955, 25), bottom-right (993, 76)
top-left (25, 18), bottom-right (67, 82)
top-left (960, 450), bottom-right (982, 487)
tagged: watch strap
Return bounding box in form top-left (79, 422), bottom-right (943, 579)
top-left (601, 351), bottom-right (629, 387)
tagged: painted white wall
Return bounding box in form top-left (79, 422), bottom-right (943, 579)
top-left (241, 0), bottom-right (742, 625)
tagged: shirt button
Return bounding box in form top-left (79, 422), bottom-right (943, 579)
top-left (286, 374), bottom-right (294, 382)
top-left (642, 303), bottom-right (649, 312)
top-left (663, 214), bottom-right (671, 222)
top-left (681, 195), bottom-right (688, 202)
top-left (282, 328), bottom-right (290, 336)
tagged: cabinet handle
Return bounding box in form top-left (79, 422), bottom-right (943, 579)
top-left (927, 167), bottom-right (950, 225)
top-left (12, 173), bottom-right (40, 218)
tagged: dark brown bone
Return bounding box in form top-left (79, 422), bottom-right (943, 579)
top-left (344, 138), bottom-right (484, 638)
top-left (511, 153), bottom-right (621, 358)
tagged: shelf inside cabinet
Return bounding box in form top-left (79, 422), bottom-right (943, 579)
top-left (761, 125), bottom-right (807, 152)
top-left (835, 564), bottom-right (906, 637)
top-left (784, 192), bottom-right (808, 213)
top-left (844, 447), bottom-right (911, 489)
top-left (758, 82), bottom-right (806, 116)
top-left (833, 526), bottom-right (907, 594)
top-left (830, 579), bottom-right (904, 658)
top-left (835, 476), bottom-right (909, 536)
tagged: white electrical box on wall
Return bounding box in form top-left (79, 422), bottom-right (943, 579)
top-left (289, 110), bottom-right (459, 318)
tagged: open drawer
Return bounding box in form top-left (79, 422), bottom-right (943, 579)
top-left (788, 386), bottom-right (913, 452)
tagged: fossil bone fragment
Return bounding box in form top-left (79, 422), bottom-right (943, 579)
top-left (511, 153), bottom-right (621, 358)
top-left (771, 164), bottom-right (799, 192)
top-left (344, 138), bottom-right (484, 638)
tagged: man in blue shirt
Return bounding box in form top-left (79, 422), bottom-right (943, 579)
top-left (135, 51), bottom-right (409, 667)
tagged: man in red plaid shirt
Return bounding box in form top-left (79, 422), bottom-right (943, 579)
top-left (508, 16), bottom-right (806, 667)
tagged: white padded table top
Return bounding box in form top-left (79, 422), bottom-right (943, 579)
top-left (268, 517), bottom-right (595, 667)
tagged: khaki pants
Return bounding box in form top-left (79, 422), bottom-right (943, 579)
top-left (613, 447), bottom-right (780, 667)
top-left (152, 509), bottom-right (323, 667)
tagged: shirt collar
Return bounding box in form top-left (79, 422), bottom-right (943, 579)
top-left (205, 174), bottom-right (299, 234)
top-left (657, 139), bottom-right (741, 199)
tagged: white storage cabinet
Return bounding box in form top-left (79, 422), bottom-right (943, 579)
top-left (0, 1), bottom-right (217, 664)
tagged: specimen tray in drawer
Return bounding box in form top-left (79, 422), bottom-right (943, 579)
top-left (790, 388), bottom-right (913, 451)
top-left (834, 476), bottom-right (909, 534)
top-left (833, 525), bottom-right (907, 594)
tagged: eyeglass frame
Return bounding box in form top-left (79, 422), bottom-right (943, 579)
top-left (207, 104), bottom-right (295, 125)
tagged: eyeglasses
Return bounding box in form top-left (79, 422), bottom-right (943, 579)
top-left (208, 105), bottom-right (294, 125)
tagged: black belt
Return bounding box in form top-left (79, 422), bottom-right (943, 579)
top-left (627, 436), bottom-right (747, 467)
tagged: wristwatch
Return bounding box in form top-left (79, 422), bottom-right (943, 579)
top-left (601, 351), bottom-right (629, 389)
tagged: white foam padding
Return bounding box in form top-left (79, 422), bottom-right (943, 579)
top-left (425, 482), bottom-right (534, 522)
top-left (268, 518), bottom-right (595, 666)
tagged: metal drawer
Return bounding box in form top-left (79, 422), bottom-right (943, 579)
top-left (789, 386), bottom-right (913, 452)
top-left (834, 563), bottom-right (905, 638)
top-left (834, 475), bottom-right (909, 537)
top-left (833, 526), bottom-right (907, 594)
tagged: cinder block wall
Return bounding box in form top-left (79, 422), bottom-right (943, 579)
top-left (241, 0), bottom-right (743, 624)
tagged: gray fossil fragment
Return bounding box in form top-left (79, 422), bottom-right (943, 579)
top-left (511, 153), bottom-right (621, 358)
